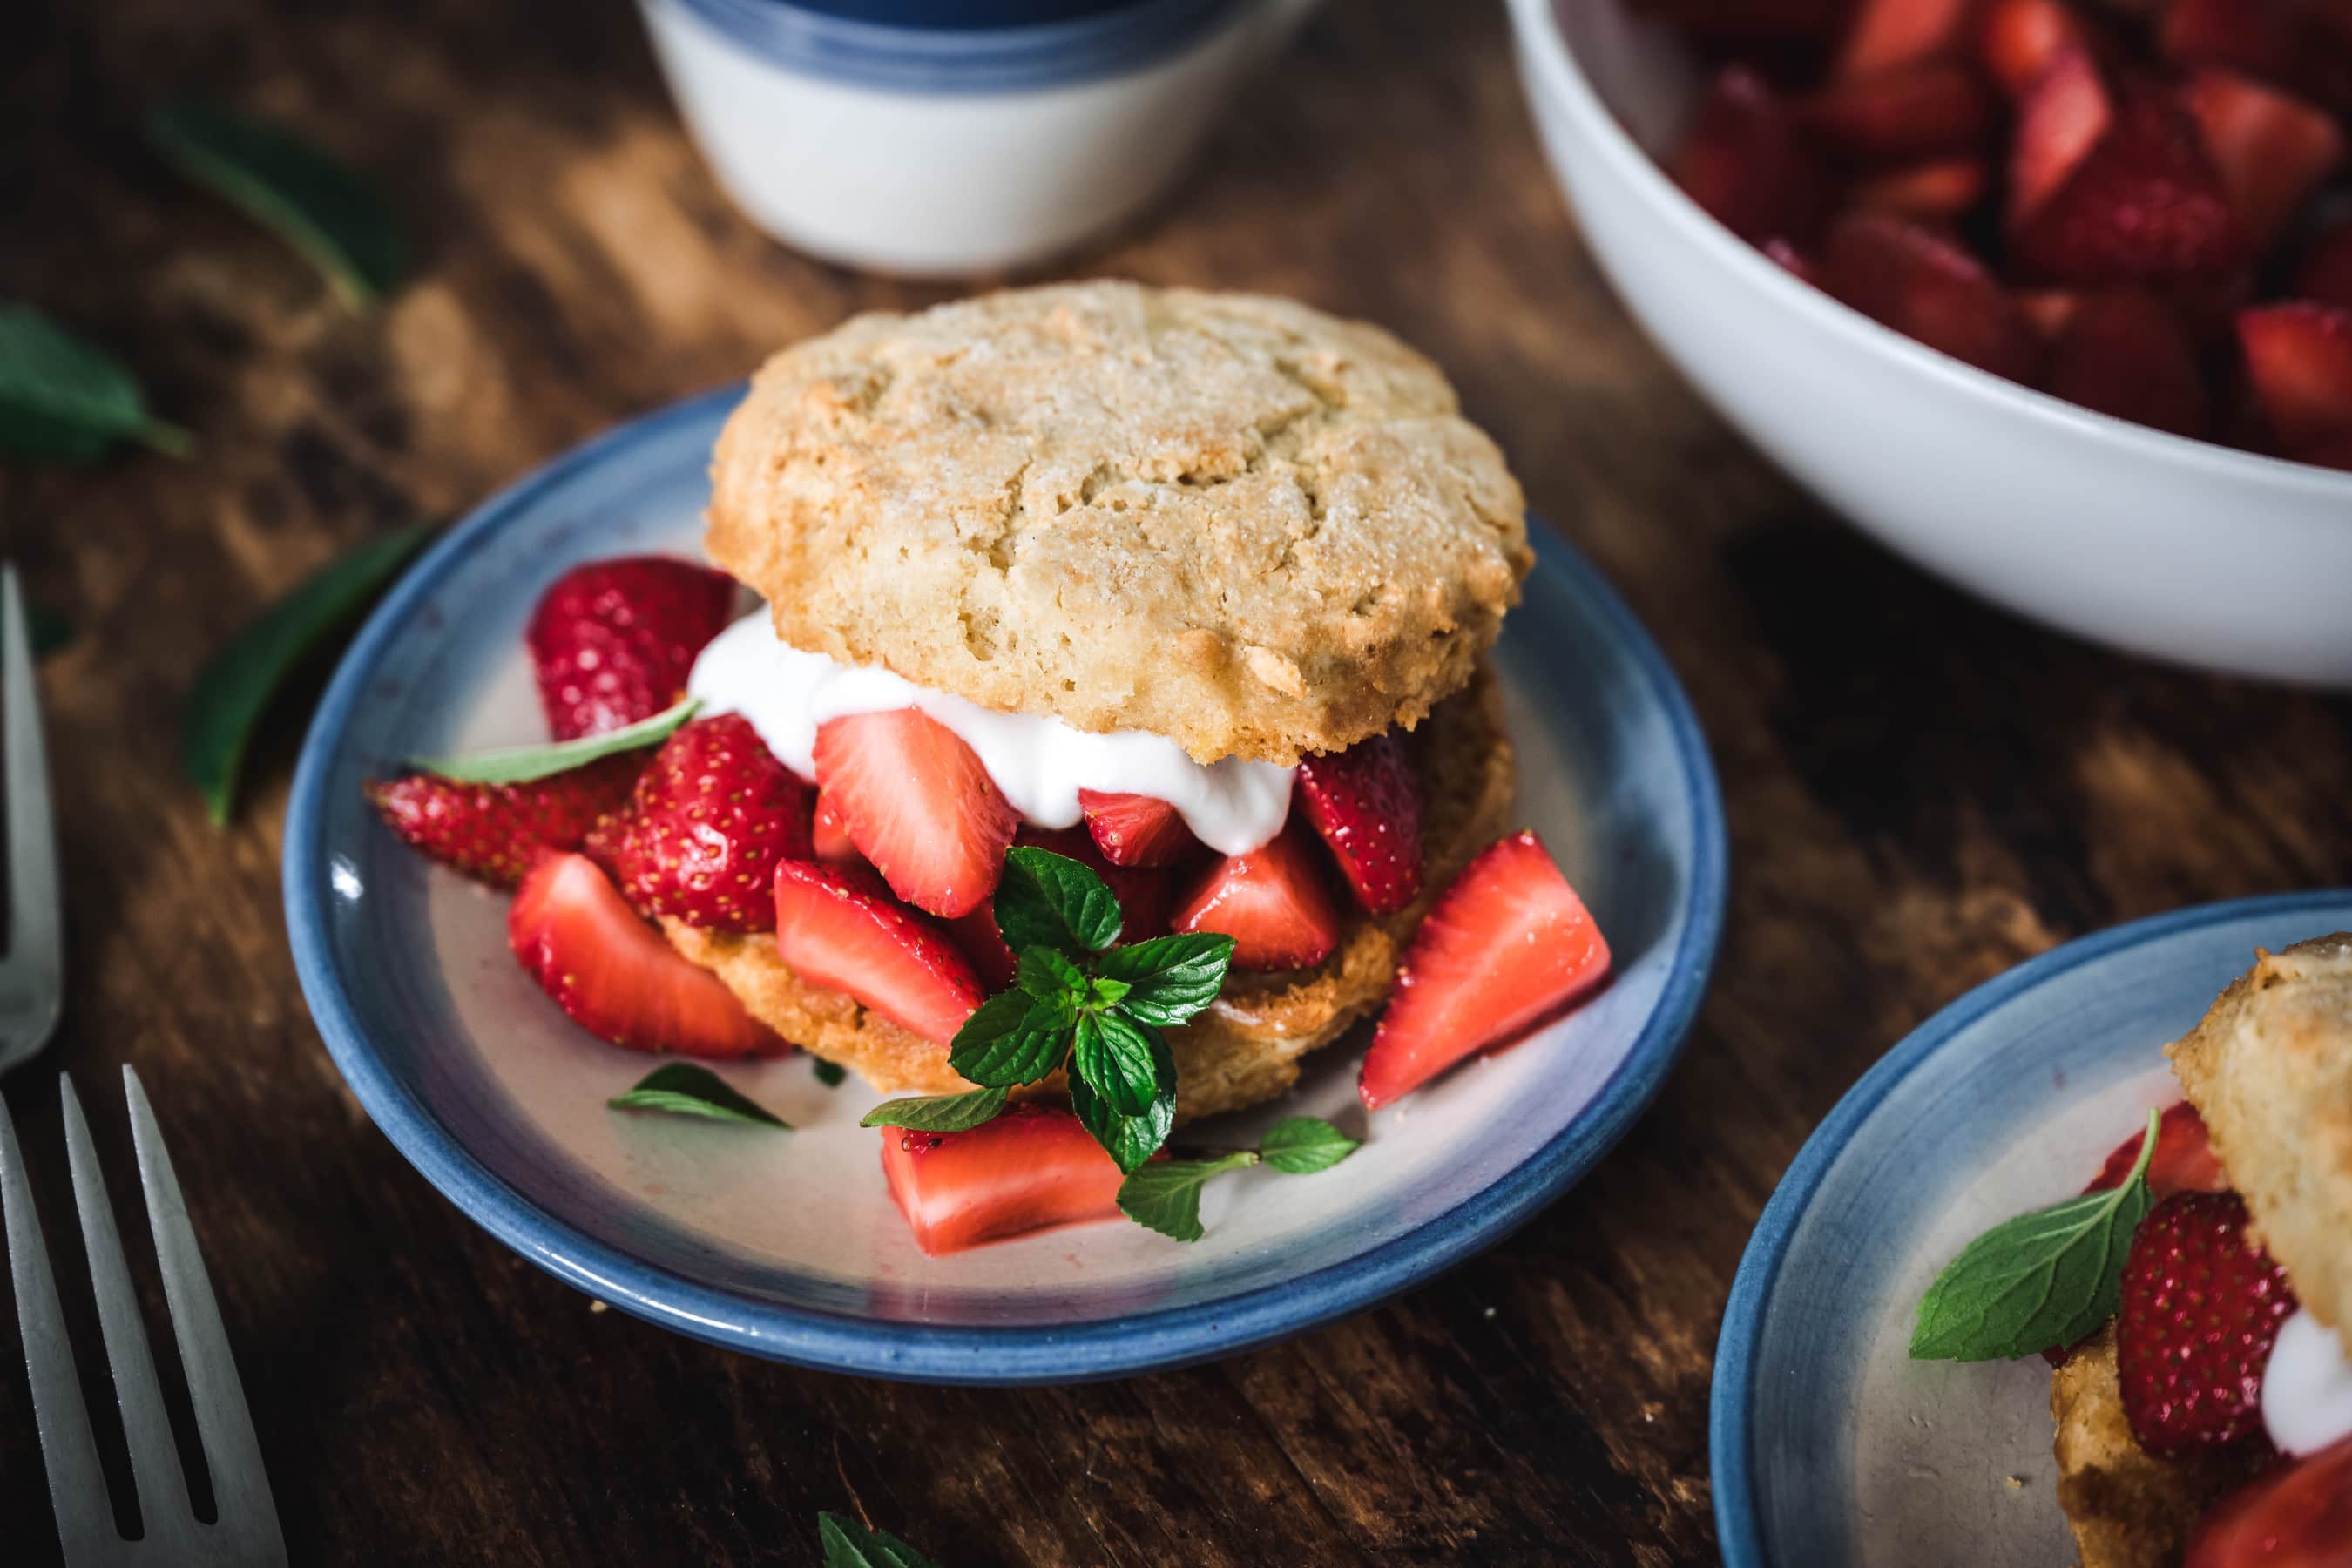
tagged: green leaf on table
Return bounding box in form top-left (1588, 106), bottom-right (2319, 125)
top-left (608, 1064), bottom-right (787, 1129)
top-left (993, 845), bottom-right (1123, 957)
top-left (812, 1058), bottom-right (847, 1089)
top-left (411, 697), bottom-right (697, 785)
top-left (1072, 1010), bottom-right (1163, 1118)
top-left (946, 988), bottom-right (1071, 1088)
top-left (146, 100), bottom-right (407, 308)
top-left (1071, 1030), bottom-right (1176, 1174)
top-left (1910, 1109), bottom-right (2159, 1362)
top-left (859, 1086), bottom-right (1008, 1132)
top-left (817, 1511), bottom-right (940, 1568)
top-left (0, 303), bottom-right (191, 463)
top-left (1117, 1152), bottom-right (1259, 1243)
top-left (1098, 932), bottom-right (1236, 1027)
top-left (183, 523), bottom-right (433, 825)
top-left (1260, 1116), bottom-right (1362, 1175)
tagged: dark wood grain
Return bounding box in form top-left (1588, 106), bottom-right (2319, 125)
top-left (3, 0), bottom-right (2349, 1563)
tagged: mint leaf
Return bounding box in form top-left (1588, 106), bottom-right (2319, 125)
top-left (946, 990), bottom-right (1070, 1087)
top-left (1016, 945), bottom-right (1086, 1004)
top-left (1073, 1010), bottom-right (1163, 1118)
top-left (414, 697), bottom-right (696, 785)
top-left (1118, 1152), bottom-right (1259, 1242)
top-left (813, 1059), bottom-right (847, 1088)
top-left (1098, 932), bottom-right (1237, 1027)
top-left (608, 1064), bottom-right (787, 1129)
top-left (1071, 1031), bottom-right (1175, 1173)
top-left (0, 303), bottom-right (191, 463)
top-left (817, 1511), bottom-right (939, 1568)
top-left (1260, 1116), bottom-right (1362, 1174)
top-left (994, 846), bottom-right (1122, 956)
top-left (146, 101), bottom-right (407, 308)
top-left (1910, 1109), bottom-right (2159, 1362)
top-left (860, 1086), bottom-right (1008, 1132)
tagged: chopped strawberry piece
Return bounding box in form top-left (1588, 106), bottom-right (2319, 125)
top-left (1172, 826), bottom-right (1342, 972)
top-left (1669, 66), bottom-right (1836, 243)
top-left (811, 708), bottom-right (1018, 920)
top-left (2182, 70), bottom-right (2345, 250)
top-left (2009, 47), bottom-right (2113, 224)
top-left (508, 852), bottom-right (782, 1058)
top-left (1821, 213), bottom-right (2043, 380)
top-left (1849, 156), bottom-right (1990, 220)
top-left (2297, 219), bottom-right (2352, 309)
top-left (2085, 1101), bottom-right (2231, 1199)
top-left (2185, 1435), bottom-right (2352, 1568)
top-left (2044, 289), bottom-right (2213, 438)
top-left (2239, 302), bottom-right (2352, 448)
top-left (1358, 830), bottom-right (1612, 1111)
top-left (878, 1103), bottom-right (1124, 1255)
top-left (2011, 74), bottom-right (2245, 284)
top-left (947, 907), bottom-right (1018, 990)
top-left (1836, 0), bottom-right (1978, 78)
top-left (1295, 732), bottom-right (1424, 916)
top-left (2015, 287), bottom-right (2083, 336)
top-left (525, 557), bottom-right (736, 740)
top-left (810, 788), bottom-right (859, 866)
top-left (2117, 1190), bottom-right (2299, 1457)
top-left (1797, 62), bottom-right (1994, 165)
top-left (366, 753), bottom-right (641, 888)
top-left (605, 713), bottom-right (812, 934)
top-left (1977, 0), bottom-right (2095, 98)
top-left (2163, 0), bottom-right (2352, 117)
top-left (1076, 789), bottom-right (1199, 868)
top-left (771, 859), bottom-right (984, 1046)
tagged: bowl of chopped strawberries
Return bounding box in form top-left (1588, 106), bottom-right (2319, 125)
top-left (1506, 0), bottom-right (2352, 686)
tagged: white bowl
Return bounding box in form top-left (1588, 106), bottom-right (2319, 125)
top-left (1506, 0), bottom-right (2352, 687)
top-left (640, 0), bottom-right (1316, 276)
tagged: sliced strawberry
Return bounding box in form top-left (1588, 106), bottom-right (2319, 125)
top-left (771, 859), bottom-right (984, 1046)
top-left (1359, 831), bottom-right (1611, 1110)
top-left (878, 1103), bottom-right (1125, 1256)
top-left (2298, 218), bottom-right (2352, 310)
top-left (508, 852), bottom-right (781, 1058)
top-left (1669, 66), bottom-right (1836, 243)
top-left (947, 907), bottom-right (1018, 991)
top-left (1837, 0), bottom-right (1979, 78)
top-left (2011, 73), bottom-right (2245, 285)
top-left (2239, 302), bottom-right (2352, 448)
top-left (1076, 789), bottom-right (1199, 868)
top-left (2009, 47), bottom-right (2113, 224)
top-left (1850, 156), bottom-right (1991, 220)
top-left (2044, 289), bottom-right (2213, 438)
top-left (365, 753), bottom-right (641, 888)
top-left (1797, 62), bottom-right (1994, 166)
top-left (2185, 1436), bottom-right (2352, 1568)
top-left (2163, 0), bottom-right (2352, 117)
top-left (810, 788), bottom-right (859, 866)
top-left (603, 713), bottom-right (812, 934)
top-left (811, 708), bottom-right (1018, 920)
top-left (1295, 733), bottom-right (1424, 916)
top-left (2086, 1101), bottom-right (2231, 1200)
top-left (2117, 1190), bottom-right (2299, 1457)
top-left (525, 557), bottom-right (736, 740)
top-left (2182, 70), bottom-right (2345, 251)
top-left (1821, 213), bottom-right (2043, 381)
top-left (1171, 825), bottom-right (1342, 972)
top-left (1978, 0), bottom-right (2095, 98)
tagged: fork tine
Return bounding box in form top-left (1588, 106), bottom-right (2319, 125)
top-left (123, 1067), bottom-right (286, 1566)
top-left (2, 565), bottom-right (64, 1035)
top-left (0, 1088), bottom-right (120, 1564)
top-left (60, 1077), bottom-right (200, 1557)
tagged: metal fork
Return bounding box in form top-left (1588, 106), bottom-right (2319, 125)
top-left (0, 564), bottom-right (63, 1075)
top-left (1, 1069), bottom-right (287, 1565)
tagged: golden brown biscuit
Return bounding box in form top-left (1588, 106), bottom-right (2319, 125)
top-left (664, 664), bottom-right (1516, 1122)
top-left (706, 281), bottom-right (1531, 767)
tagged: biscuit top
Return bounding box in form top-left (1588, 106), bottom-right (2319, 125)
top-left (2167, 933), bottom-right (2352, 1347)
top-left (706, 281), bottom-right (1530, 765)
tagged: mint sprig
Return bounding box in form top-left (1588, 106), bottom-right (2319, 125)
top-left (861, 1086), bottom-right (1009, 1132)
top-left (816, 1511), bottom-right (938, 1568)
top-left (1115, 1114), bottom-right (1363, 1242)
top-left (608, 1064), bottom-right (787, 1129)
top-left (1909, 1108), bottom-right (2159, 1362)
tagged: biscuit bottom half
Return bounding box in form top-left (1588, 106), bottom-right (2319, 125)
top-left (663, 660), bottom-right (1517, 1125)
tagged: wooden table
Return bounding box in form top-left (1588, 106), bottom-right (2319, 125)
top-left (5, 1), bottom-right (2349, 1562)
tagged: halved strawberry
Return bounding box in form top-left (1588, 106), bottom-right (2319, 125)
top-left (810, 788), bottom-right (859, 866)
top-left (771, 858), bottom-right (984, 1046)
top-left (2085, 1101), bottom-right (2231, 1200)
top-left (525, 557), bottom-right (737, 740)
top-left (2182, 70), bottom-right (2345, 251)
top-left (365, 753), bottom-right (641, 888)
top-left (1669, 66), bottom-right (1836, 243)
top-left (2297, 219), bottom-right (2352, 310)
top-left (1359, 831), bottom-right (1611, 1111)
top-left (1171, 826), bottom-right (1342, 972)
top-left (2117, 1190), bottom-right (2299, 1457)
top-left (508, 852), bottom-right (781, 1058)
top-left (605, 713), bottom-right (812, 934)
top-left (1076, 789), bottom-right (1199, 868)
top-left (2239, 302), bottom-right (2352, 448)
top-left (1295, 732), bottom-right (1424, 916)
top-left (1821, 213), bottom-right (2043, 381)
top-left (1850, 156), bottom-right (1991, 220)
top-left (1796, 62), bottom-right (1994, 166)
top-left (811, 708), bottom-right (1018, 920)
top-left (878, 1103), bottom-right (1125, 1256)
top-left (1836, 0), bottom-right (1978, 78)
top-left (2184, 1435), bottom-right (2352, 1568)
top-left (1978, 0), bottom-right (2095, 98)
top-left (2044, 289), bottom-right (2213, 438)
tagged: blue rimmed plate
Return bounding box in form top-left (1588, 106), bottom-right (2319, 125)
top-left (1713, 890), bottom-right (2352, 1565)
top-left (283, 386), bottom-right (1727, 1384)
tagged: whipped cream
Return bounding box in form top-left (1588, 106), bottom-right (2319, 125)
top-left (2262, 1307), bottom-right (2352, 1456)
top-left (687, 612), bottom-right (1294, 856)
